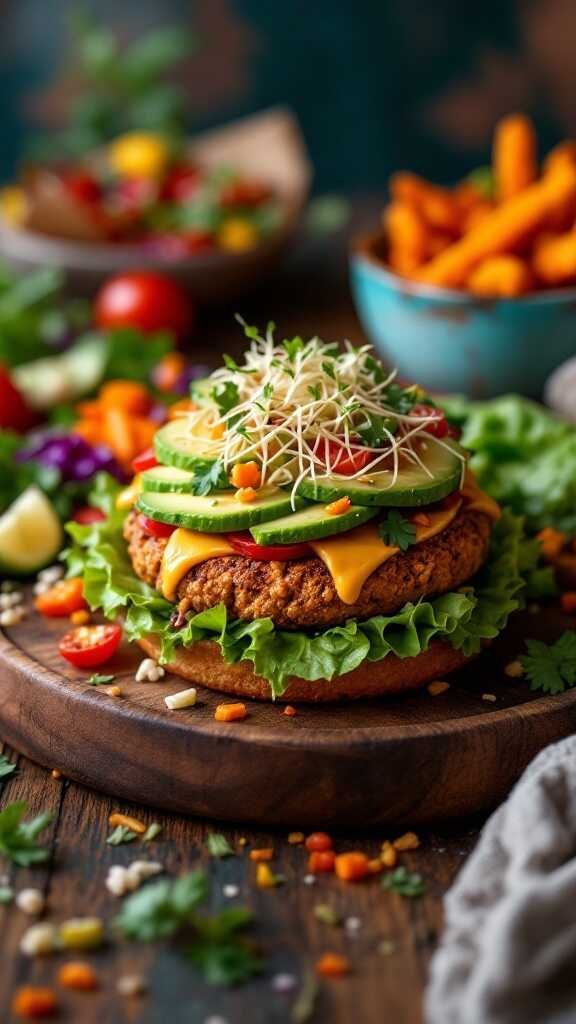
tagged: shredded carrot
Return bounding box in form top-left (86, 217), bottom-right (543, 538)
top-left (283, 705), bottom-right (297, 717)
top-left (316, 953), bottom-right (351, 978)
top-left (214, 702), bottom-right (247, 722)
top-left (230, 461), bottom-right (261, 489)
top-left (249, 848), bottom-right (274, 862)
top-left (393, 831), bottom-right (420, 851)
top-left (236, 487), bottom-right (258, 504)
top-left (100, 380), bottom-right (152, 415)
top-left (561, 592), bottom-right (576, 614)
top-left (12, 986), bottom-right (58, 1018)
top-left (325, 496), bottom-right (352, 516)
top-left (334, 852), bottom-right (369, 882)
top-left (308, 850), bottom-right (336, 874)
top-left (57, 961), bottom-right (98, 991)
top-left (108, 812), bottom-right (146, 834)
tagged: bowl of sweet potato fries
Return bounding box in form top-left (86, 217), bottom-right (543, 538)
top-left (351, 114), bottom-right (576, 398)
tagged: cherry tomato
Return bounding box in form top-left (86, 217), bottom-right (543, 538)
top-left (227, 532), bottom-right (311, 561)
top-left (410, 404), bottom-right (449, 438)
top-left (0, 365), bottom-right (36, 432)
top-left (132, 448), bottom-right (159, 473)
top-left (138, 514), bottom-right (176, 539)
top-left (305, 831), bottom-right (333, 852)
top-left (95, 272), bottom-right (194, 341)
top-left (59, 622), bottom-right (122, 668)
top-left (308, 850), bottom-right (336, 874)
top-left (35, 578), bottom-right (87, 618)
top-left (73, 506), bottom-right (106, 525)
top-left (313, 437), bottom-right (375, 476)
top-left (63, 171), bottom-right (102, 205)
top-left (115, 176), bottom-right (156, 211)
top-left (162, 164), bottom-right (202, 201)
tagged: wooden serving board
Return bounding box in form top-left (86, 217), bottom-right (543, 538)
top-left (1, 600), bottom-right (575, 827)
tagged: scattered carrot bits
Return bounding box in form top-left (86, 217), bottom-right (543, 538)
top-left (283, 705), bottom-right (297, 717)
top-left (428, 680), bottom-right (450, 697)
top-left (214, 702), bottom-right (247, 722)
top-left (367, 858), bottom-right (383, 875)
top-left (504, 660), bottom-right (524, 679)
top-left (230, 461), bottom-right (261, 489)
top-left (381, 841), bottom-right (397, 868)
top-left (316, 953), bottom-right (350, 977)
top-left (305, 832), bottom-right (333, 853)
top-left (287, 831), bottom-right (305, 845)
top-left (35, 578), bottom-right (86, 617)
top-left (308, 850), bottom-right (336, 874)
top-left (560, 592), bottom-right (576, 614)
top-left (108, 812), bottom-right (146, 834)
top-left (70, 609), bottom-right (90, 626)
top-left (334, 852), bottom-right (370, 882)
top-left (249, 848), bottom-right (274, 862)
top-left (236, 487), bottom-right (258, 503)
top-left (393, 832), bottom-right (420, 852)
top-left (51, 768), bottom-right (62, 780)
top-left (256, 863), bottom-right (282, 888)
top-left (537, 527), bottom-right (566, 561)
top-left (57, 961), bottom-right (98, 991)
top-left (325, 496), bottom-right (352, 516)
top-left (12, 986), bottom-right (58, 1019)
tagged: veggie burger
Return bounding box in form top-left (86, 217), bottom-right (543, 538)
top-left (70, 324), bottom-right (526, 701)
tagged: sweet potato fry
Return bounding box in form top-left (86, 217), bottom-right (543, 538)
top-left (493, 114), bottom-right (537, 202)
top-left (463, 201), bottom-right (495, 233)
top-left (389, 172), bottom-right (460, 235)
top-left (384, 200), bottom-right (428, 274)
top-left (415, 163), bottom-right (576, 288)
top-left (533, 231), bottom-right (576, 285)
top-left (467, 255), bottom-right (533, 297)
top-left (544, 141), bottom-right (576, 177)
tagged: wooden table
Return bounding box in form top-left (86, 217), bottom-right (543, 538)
top-left (0, 199), bottom-right (484, 1023)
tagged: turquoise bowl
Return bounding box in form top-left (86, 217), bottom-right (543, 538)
top-left (350, 233), bottom-right (576, 398)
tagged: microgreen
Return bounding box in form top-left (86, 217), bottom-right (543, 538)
top-left (88, 673), bottom-right (115, 686)
top-left (283, 337), bottom-right (304, 361)
top-left (210, 381), bottom-right (239, 417)
top-left (521, 631), bottom-right (576, 695)
top-left (107, 826), bottom-right (138, 846)
top-left (0, 801), bottom-right (53, 867)
top-left (143, 823), bottom-right (162, 843)
top-left (378, 511), bottom-right (417, 552)
top-left (382, 866), bottom-right (426, 898)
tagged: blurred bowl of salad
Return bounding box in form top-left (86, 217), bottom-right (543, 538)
top-left (0, 108), bottom-right (312, 301)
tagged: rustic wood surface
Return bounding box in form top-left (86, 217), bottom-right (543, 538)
top-left (0, 198), bottom-right (566, 1021)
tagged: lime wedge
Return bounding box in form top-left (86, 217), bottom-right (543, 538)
top-left (0, 487), bottom-right (63, 575)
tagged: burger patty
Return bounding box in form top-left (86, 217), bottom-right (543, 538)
top-left (124, 507), bottom-right (492, 629)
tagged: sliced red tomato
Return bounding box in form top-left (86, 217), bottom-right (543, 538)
top-left (138, 514), bottom-right (176, 539)
top-left (35, 578), bottom-right (87, 617)
top-left (410, 404), bottom-right (449, 438)
top-left (313, 437), bottom-right (375, 476)
top-left (228, 532), bottom-right (311, 561)
top-left (132, 448), bottom-right (159, 473)
top-left (73, 506), bottom-right (107, 525)
top-left (59, 623), bottom-right (122, 669)
top-left (64, 171), bottom-right (102, 205)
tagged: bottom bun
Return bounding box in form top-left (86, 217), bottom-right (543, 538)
top-left (137, 635), bottom-right (473, 702)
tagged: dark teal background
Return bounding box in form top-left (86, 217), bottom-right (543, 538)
top-left (0, 0), bottom-right (566, 189)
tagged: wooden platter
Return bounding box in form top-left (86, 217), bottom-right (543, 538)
top-left (1, 599), bottom-right (575, 827)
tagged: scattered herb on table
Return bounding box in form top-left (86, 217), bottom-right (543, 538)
top-left (106, 826), bottom-right (138, 847)
top-left (0, 755), bottom-right (17, 779)
top-left (89, 673), bottom-right (116, 687)
top-left (0, 801), bottom-right (53, 867)
top-left (206, 833), bottom-right (234, 859)
top-left (378, 510), bottom-right (417, 552)
top-left (382, 866), bottom-right (426, 899)
top-left (291, 970), bottom-right (320, 1023)
top-left (520, 630), bottom-right (576, 695)
top-left (185, 906), bottom-right (262, 986)
top-left (0, 885), bottom-right (14, 904)
top-left (142, 823), bottom-right (162, 843)
top-left (313, 904), bottom-right (341, 927)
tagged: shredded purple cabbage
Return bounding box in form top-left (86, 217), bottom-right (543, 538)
top-left (17, 432), bottom-right (125, 483)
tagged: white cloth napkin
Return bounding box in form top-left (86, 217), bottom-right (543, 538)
top-left (426, 735), bottom-right (576, 1024)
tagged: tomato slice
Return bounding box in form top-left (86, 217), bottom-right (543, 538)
top-left (59, 623), bottom-right (122, 668)
top-left (138, 514), bottom-right (176, 539)
top-left (35, 578), bottom-right (87, 617)
top-left (410, 404), bottom-right (449, 438)
top-left (228, 532), bottom-right (311, 561)
top-left (313, 437), bottom-right (375, 476)
top-left (73, 506), bottom-right (107, 525)
top-left (132, 448), bottom-right (159, 473)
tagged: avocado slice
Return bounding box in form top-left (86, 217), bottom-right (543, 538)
top-left (250, 502), bottom-right (377, 544)
top-left (141, 466), bottom-right (197, 493)
top-left (137, 486), bottom-right (307, 532)
top-left (154, 419), bottom-right (218, 470)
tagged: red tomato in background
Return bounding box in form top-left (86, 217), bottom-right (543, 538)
top-left (0, 366), bottom-right (36, 432)
top-left (95, 272), bottom-right (194, 342)
top-left (72, 506), bottom-right (107, 525)
top-left (132, 448), bottom-right (159, 473)
top-left (228, 532), bottom-right (311, 561)
top-left (410, 404), bottom-right (449, 439)
top-left (161, 164), bottom-right (202, 202)
top-left (59, 623), bottom-right (122, 668)
top-left (63, 171), bottom-right (102, 205)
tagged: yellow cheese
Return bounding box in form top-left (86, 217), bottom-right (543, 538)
top-left (161, 528), bottom-right (234, 600)
top-left (461, 470), bottom-right (501, 521)
top-left (310, 501), bottom-right (462, 605)
top-left (116, 475), bottom-right (142, 510)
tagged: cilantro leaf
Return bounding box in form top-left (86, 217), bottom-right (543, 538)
top-left (185, 907), bottom-right (261, 986)
top-left (107, 826), bottom-right (138, 846)
top-left (382, 866), bottom-right (426, 898)
top-left (210, 381), bottom-right (239, 416)
top-left (0, 801), bottom-right (52, 867)
top-left (357, 412), bottom-right (396, 447)
top-left (190, 460), bottom-right (229, 497)
top-left (384, 383), bottom-right (419, 414)
top-left (378, 511), bottom-right (417, 552)
top-left (521, 631), bottom-right (576, 695)
top-left (206, 833), bottom-right (234, 859)
top-left (88, 673), bottom-right (115, 686)
top-left (0, 756), bottom-right (17, 780)
top-left (116, 870), bottom-right (209, 941)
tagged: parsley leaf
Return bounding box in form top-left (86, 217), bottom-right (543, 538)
top-left (117, 870), bottom-right (209, 941)
top-left (142, 823), bottom-right (162, 843)
top-left (378, 511), bottom-right (417, 552)
top-left (521, 631), bottom-right (576, 695)
top-left (382, 866), bottom-right (426, 898)
top-left (190, 460), bottom-right (229, 497)
top-left (0, 755), bottom-right (17, 780)
top-left (107, 826), bottom-right (138, 846)
top-left (210, 381), bottom-right (239, 416)
top-left (0, 886), bottom-right (13, 904)
top-left (384, 383), bottom-right (419, 414)
top-left (88, 673), bottom-right (115, 686)
top-left (357, 412), bottom-right (396, 447)
top-left (185, 906), bottom-right (261, 986)
top-left (0, 801), bottom-right (52, 867)
top-left (206, 833), bottom-right (234, 859)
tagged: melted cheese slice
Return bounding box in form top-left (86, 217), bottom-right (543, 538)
top-left (310, 501), bottom-right (462, 604)
top-left (116, 475), bottom-right (142, 510)
top-left (161, 528), bottom-right (234, 600)
top-left (461, 470), bottom-right (501, 521)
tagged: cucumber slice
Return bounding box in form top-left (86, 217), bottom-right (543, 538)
top-left (0, 487), bottom-right (63, 575)
top-left (297, 440), bottom-right (465, 507)
top-left (141, 466), bottom-right (197, 493)
top-left (155, 419), bottom-right (217, 470)
top-left (137, 486), bottom-right (307, 532)
top-left (250, 503), bottom-right (377, 545)
top-left (190, 377), bottom-right (215, 407)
